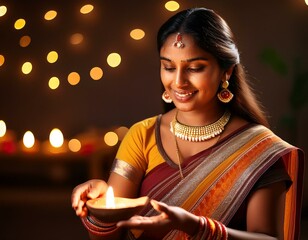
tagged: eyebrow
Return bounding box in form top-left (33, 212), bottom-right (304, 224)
top-left (159, 56), bottom-right (209, 62)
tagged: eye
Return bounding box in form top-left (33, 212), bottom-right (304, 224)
top-left (187, 66), bottom-right (204, 73)
top-left (162, 65), bottom-right (175, 72)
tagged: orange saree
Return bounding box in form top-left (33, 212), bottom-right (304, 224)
top-left (136, 123), bottom-right (304, 240)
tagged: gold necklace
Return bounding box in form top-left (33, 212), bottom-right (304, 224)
top-left (171, 113), bottom-right (224, 180)
top-left (170, 110), bottom-right (231, 142)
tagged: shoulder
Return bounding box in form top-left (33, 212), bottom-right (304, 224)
top-left (129, 115), bottom-right (160, 131)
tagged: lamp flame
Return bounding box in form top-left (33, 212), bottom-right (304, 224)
top-left (106, 186), bottom-right (115, 208)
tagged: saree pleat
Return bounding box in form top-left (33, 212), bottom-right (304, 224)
top-left (138, 124), bottom-right (304, 240)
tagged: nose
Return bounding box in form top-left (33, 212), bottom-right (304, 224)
top-left (174, 69), bottom-right (188, 87)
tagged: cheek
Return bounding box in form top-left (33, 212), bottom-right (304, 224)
top-left (160, 72), bottom-right (172, 87)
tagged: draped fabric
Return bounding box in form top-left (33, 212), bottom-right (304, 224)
top-left (135, 124), bottom-right (304, 240)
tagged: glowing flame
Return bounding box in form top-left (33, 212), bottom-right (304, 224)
top-left (49, 128), bottom-right (64, 148)
top-left (23, 131), bottom-right (35, 148)
top-left (106, 186), bottom-right (115, 208)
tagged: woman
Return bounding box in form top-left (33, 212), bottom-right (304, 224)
top-left (71, 8), bottom-right (304, 240)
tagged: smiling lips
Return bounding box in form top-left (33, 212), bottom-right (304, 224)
top-left (173, 90), bottom-right (197, 102)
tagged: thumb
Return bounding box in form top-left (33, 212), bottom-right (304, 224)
top-left (151, 200), bottom-right (171, 215)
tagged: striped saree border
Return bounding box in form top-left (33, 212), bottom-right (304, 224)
top-left (158, 125), bottom-right (303, 240)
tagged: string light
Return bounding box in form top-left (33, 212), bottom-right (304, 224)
top-left (44, 10), bottom-right (57, 21)
top-left (14, 18), bottom-right (26, 30)
top-left (21, 62), bottom-right (32, 74)
top-left (165, 1), bottom-right (180, 12)
top-left (0, 120), bottom-right (6, 137)
top-left (67, 72), bottom-right (80, 85)
top-left (0, 55), bottom-right (5, 67)
top-left (0, 5), bottom-right (7, 17)
top-left (130, 29), bottom-right (145, 40)
top-left (107, 53), bottom-right (121, 68)
top-left (90, 67), bottom-right (103, 80)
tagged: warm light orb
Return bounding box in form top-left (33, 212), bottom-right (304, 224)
top-left (48, 76), bottom-right (60, 90)
top-left (0, 55), bottom-right (5, 67)
top-left (106, 186), bottom-right (116, 208)
top-left (68, 138), bottom-right (81, 152)
top-left (0, 120), bottom-right (6, 137)
top-left (70, 33), bottom-right (84, 45)
top-left (130, 29), bottom-right (145, 40)
top-left (22, 62), bottom-right (32, 74)
top-left (14, 18), bottom-right (26, 30)
top-left (49, 128), bottom-right (64, 148)
top-left (68, 72), bottom-right (80, 85)
top-left (104, 131), bottom-right (119, 147)
top-left (19, 35), bottom-right (31, 47)
top-left (305, 0), bottom-right (308, 6)
top-left (44, 10), bottom-right (57, 21)
top-left (47, 50), bottom-right (58, 63)
top-left (115, 126), bottom-right (129, 140)
top-left (107, 53), bottom-right (121, 68)
top-left (80, 4), bottom-right (94, 14)
top-left (165, 1), bottom-right (180, 11)
top-left (0, 5), bottom-right (7, 17)
top-left (23, 131), bottom-right (35, 148)
top-left (90, 67), bottom-right (103, 80)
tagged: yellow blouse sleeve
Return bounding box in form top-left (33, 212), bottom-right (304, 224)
top-left (112, 116), bottom-right (158, 184)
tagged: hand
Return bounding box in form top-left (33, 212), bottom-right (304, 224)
top-left (71, 179), bottom-right (108, 217)
top-left (117, 200), bottom-right (199, 236)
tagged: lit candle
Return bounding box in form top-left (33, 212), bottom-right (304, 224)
top-left (106, 186), bottom-right (115, 208)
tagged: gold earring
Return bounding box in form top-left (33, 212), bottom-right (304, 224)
top-left (217, 80), bottom-right (234, 103)
top-left (162, 91), bottom-right (172, 103)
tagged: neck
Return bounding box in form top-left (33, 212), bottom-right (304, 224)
top-left (176, 107), bottom-right (226, 126)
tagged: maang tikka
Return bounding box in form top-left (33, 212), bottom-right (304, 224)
top-left (173, 33), bottom-right (185, 48)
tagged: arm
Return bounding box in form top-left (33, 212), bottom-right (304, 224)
top-left (117, 181), bottom-right (287, 240)
top-left (227, 180), bottom-right (287, 240)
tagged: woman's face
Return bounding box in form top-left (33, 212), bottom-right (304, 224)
top-left (160, 34), bottom-right (227, 113)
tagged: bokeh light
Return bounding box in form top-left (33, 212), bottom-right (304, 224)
top-left (115, 126), bottom-right (129, 140)
top-left (67, 72), bottom-right (80, 85)
top-left (19, 35), bottom-right (31, 47)
top-left (49, 128), bottom-right (64, 148)
top-left (68, 138), bottom-right (81, 152)
top-left (47, 51), bottom-right (58, 63)
top-left (165, 1), bottom-right (180, 11)
top-left (305, 0), bottom-right (308, 6)
top-left (48, 77), bottom-right (60, 90)
top-left (130, 29), bottom-right (145, 40)
top-left (14, 18), bottom-right (26, 30)
top-left (80, 4), bottom-right (94, 14)
top-left (0, 5), bottom-right (7, 17)
top-left (44, 10), bottom-right (57, 21)
top-left (0, 120), bottom-right (6, 137)
top-left (23, 131), bottom-right (35, 148)
top-left (104, 131), bottom-right (119, 146)
top-left (90, 67), bottom-right (103, 80)
top-left (70, 33), bottom-right (84, 45)
top-left (0, 55), bottom-right (5, 67)
top-left (107, 53), bottom-right (121, 68)
top-left (21, 62), bottom-right (32, 74)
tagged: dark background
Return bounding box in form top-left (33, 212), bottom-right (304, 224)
top-left (0, 0), bottom-right (307, 239)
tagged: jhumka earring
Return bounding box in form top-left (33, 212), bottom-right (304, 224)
top-left (162, 91), bottom-right (173, 103)
top-left (217, 80), bottom-right (234, 103)
top-left (173, 33), bottom-right (185, 48)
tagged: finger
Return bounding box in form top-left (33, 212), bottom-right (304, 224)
top-left (71, 184), bottom-right (88, 208)
top-left (87, 181), bottom-right (108, 199)
top-left (75, 199), bottom-right (86, 216)
top-left (117, 216), bottom-right (153, 228)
